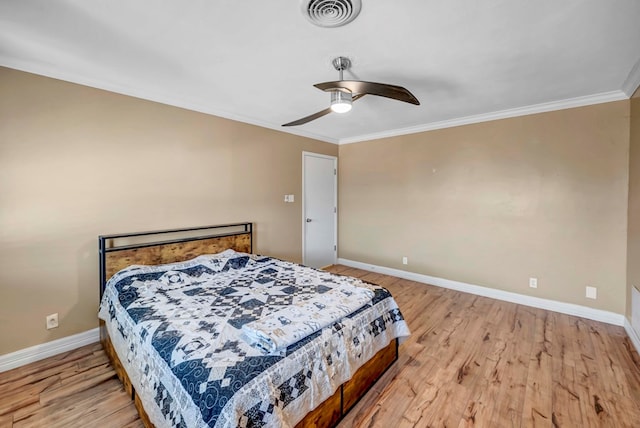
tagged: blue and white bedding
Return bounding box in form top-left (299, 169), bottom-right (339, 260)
top-left (98, 250), bottom-right (410, 428)
top-left (241, 283), bottom-right (375, 354)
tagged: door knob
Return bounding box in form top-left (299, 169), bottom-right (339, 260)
top-left (306, 218), bottom-right (312, 222)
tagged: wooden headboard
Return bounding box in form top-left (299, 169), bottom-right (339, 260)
top-left (98, 223), bottom-right (252, 298)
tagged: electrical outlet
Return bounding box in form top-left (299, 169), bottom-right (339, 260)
top-left (529, 278), bottom-right (538, 289)
top-left (46, 313), bottom-right (59, 330)
top-left (586, 286), bottom-right (597, 299)
top-left (402, 256), bottom-right (408, 265)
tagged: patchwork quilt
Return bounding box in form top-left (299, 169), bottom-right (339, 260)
top-left (99, 250), bottom-right (410, 428)
top-left (241, 283), bottom-right (375, 354)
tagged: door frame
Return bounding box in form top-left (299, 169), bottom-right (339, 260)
top-left (302, 151), bottom-right (338, 267)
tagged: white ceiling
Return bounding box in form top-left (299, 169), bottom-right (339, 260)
top-left (1, 1), bottom-right (639, 144)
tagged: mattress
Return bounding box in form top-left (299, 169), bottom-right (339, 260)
top-left (98, 250), bottom-right (410, 427)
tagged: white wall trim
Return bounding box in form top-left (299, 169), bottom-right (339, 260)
top-left (338, 90), bottom-right (629, 145)
top-left (3, 59), bottom-right (632, 147)
top-left (0, 57), bottom-right (339, 145)
top-left (338, 258), bottom-right (625, 326)
top-left (0, 328), bottom-right (100, 373)
top-left (621, 57), bottom-right (640, 97)
top-left (624, 318), bottom-right (640, 356)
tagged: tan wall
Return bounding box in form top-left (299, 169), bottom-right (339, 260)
top-left (0, 67), bottom-right (337, 355)
top-left (339, 101), bottom-right (630, 314)
top-left (628, 87), bottom-right (640, 318)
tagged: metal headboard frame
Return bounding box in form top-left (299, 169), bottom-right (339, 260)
top-left (98, 222), bottom-right (252, 298)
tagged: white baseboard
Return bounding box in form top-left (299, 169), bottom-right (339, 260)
top-left (338, 258), bottom-right (625, 326)
top-left (0, 328), bottom-right (100, 373)
top-left (624, 318), bottom-right (640, 355)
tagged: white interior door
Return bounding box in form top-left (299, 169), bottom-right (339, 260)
top-left (303, 152), bottom-right (337, 268)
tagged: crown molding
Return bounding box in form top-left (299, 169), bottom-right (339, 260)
top-left (621, 57), bottom-right (640, 97)
top-left (0, 57), bottom-right (339, 145)
top-left (2, 58), bottom-right (632, 146)
top-left (338, 90), bottom-right (629, 145)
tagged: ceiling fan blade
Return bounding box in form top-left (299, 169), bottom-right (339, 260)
top-left (282, 108), bottom-right (332, 127)
top-left (282, 94), bottom-right (366, 127)
top-left (314, 80), bottom-right (420, 105)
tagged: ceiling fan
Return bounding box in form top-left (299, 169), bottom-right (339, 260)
top-left (282, 57), bottom-right (420, 127)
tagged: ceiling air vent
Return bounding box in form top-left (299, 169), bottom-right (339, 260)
top-left (301, 0), bottom-right (362, 28)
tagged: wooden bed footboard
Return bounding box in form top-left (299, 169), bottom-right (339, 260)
top-left (298, 338), bottom-right (398, 427)
top-left (102, 331), bottom-right (398, 428)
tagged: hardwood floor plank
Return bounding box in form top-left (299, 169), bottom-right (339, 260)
top-left (0, 375), bottom-right (60, 417)
top-left (521, 311), bottom-right (554, 426)
top-left (0, 413), bottom-right (13, 428)
top-left (13, 379), bottom-right (123, 425)
top-left (121, 418), bottom-right (146, 428)
top-left (550, 314), bottom-right (584, 427)
top-left (98, 404), bottom-right (141, 427)
top-left (39, 363), bottom-right (116, 406)
top-left (487, 306), bottom-right (535, 427)
top-left (0, 343), bottom-right (102, 388)
top-left (49, 391), bottom-right (132, 428)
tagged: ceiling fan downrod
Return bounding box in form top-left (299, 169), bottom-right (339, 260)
top-left (332, 56), bottom-right (351, 81)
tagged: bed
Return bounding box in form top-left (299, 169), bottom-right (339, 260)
top-left (98, 223), bottom-right (410, 427)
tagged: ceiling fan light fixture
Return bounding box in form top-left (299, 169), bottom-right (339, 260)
top-left (282, 55), bottom-right (419, 127)
top-left (330, 91), bottom-right (352, 113)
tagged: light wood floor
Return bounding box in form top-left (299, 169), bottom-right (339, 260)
top-left (1, 266), bottom-right (639, 427)
top-left (332, 266), bottom-right (640, 427)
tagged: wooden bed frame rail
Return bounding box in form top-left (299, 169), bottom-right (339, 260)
top-left (98, 223), bottom-right (397, 427)
top-left (104, 333), bottom-right (398, 428)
